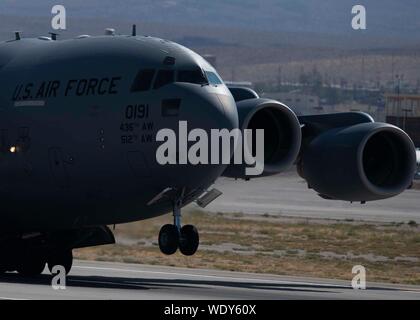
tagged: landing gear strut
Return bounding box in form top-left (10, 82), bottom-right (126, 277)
top-left (158, 199), bottom-right (199, 256)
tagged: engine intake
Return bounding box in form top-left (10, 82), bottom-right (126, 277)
top-left (300, 122), bottom-right (416, 202)
top-left (223, 98), bottom-right (302, 178)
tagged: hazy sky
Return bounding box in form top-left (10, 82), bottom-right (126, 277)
top-left (0, 0), bottom-right (419, 38)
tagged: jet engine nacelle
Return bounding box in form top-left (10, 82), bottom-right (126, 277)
top-left (298, 117), bottom-right (416, 202)
top-left (223, 98), bottom-right (302, 178)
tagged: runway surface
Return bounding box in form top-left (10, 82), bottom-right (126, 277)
top-left (209, 173), bottom-right (420, 223)
top-left (0, 260), bottom-right (419, 300)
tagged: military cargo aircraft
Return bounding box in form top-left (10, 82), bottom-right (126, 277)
top-left (0, 28), bottom-right (416, 276)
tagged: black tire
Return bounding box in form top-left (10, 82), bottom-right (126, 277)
top-left (179, 225), bottom-right (199, 256)
top-left (0, 260), bottom-right (7, 275)
top-left (159, 224), bottom-right (179, 255)
top-left (47, 250), bottom-right (73, 275)
top-left (17, 251), bottom-right (46, 277)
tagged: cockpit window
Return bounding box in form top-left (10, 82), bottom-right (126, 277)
top-left (205, 71), bottom-right (223, 85)
top-left (131, 69), bottom-right (155, 92)
top-left (178, 70), bottom-right (208, 85)
top-left (154, 70), bottom-right (175, 89)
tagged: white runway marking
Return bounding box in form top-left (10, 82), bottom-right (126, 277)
top-left (402, 290), bottom-right (420, 295)
top-left (73, 265), bottom-right (349, 289)
top-left (0, 262), bottom-right (418, 299)
top-left (0, 296), bottom-right (29, 300)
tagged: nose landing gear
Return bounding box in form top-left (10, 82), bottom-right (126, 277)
top-left (158, 224), bottom-right (179, 255)
top-left (158, 199), bottom-right (199, 256)
top-left (179, 225), bottom-right (199, 256)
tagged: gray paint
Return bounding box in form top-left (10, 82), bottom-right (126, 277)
top-left (0, 34), bottom-right (416, 241)
top-left (0, 35), bottom-right (238, 230)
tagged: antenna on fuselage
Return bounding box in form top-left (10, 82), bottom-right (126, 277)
top-left (49, 32), bottom-right (58, 41)
top-left (105, 28), bottom-right (116, 36)
top-left (14, 31), bottom-right (21, 41)
top-left (132, 24), bottom-right (137, 37)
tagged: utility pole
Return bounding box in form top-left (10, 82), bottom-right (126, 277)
top-left (396, 74), bottom-right (401, 128)
top-left (391, 53), bottom-right (395, 88)
top-left (402, 108), bottom-right (412, 132)
top-left (361, 53), bottom-right (365, 88)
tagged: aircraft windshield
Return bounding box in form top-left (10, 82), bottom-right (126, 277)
top-left (131, 68), bottom-right (223, 91)
top-left (205, 71), bottom-right (223, 85)
top-left (154, 70), bottom-right (175, 89)
top-left (131, 69), bottom-right (155, 92)
top-left (177, 70), bottom-right (208, 85)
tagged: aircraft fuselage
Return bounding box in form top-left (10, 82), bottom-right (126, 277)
top-left (0, 35), bottom-right (238, 231)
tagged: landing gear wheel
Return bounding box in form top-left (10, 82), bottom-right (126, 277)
top-left (17, 252), bottom-right (46, 277)
top-left (179, 225), bottom-right (199, 256)
top-left (159, 224), bottom-right (179, 255)
top-left (47, 250), bottom-right (73, 275)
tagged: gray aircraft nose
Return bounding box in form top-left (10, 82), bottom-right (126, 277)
top-left (155, 84), bottom-right (239, 190)
top-left (216, 91), bottom-right (239, 128)
top-left (176, 84), bottom-right (239, 132)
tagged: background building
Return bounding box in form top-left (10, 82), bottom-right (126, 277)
top-left (264, 92), bottom-right (320, 115)
top-left (385, 94), bottom-right (420, 147)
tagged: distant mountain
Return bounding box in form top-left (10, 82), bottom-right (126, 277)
top-left (1, 0), bottom-right (420, 39)
top-left (1, 0), bottom-right (420, 55)
top-left (1, 1), bottom-right (419, 88)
